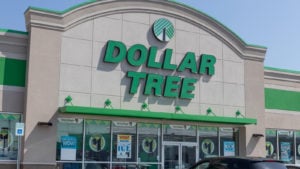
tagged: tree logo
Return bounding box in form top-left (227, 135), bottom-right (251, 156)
top-left (153, 18), bottom-right (174, 42)
top-left (142, 137), bottom-right (157, 153)
top-left (201, 139), bottom-right (215, 155)
top-left (89, 135), bottom-right (105, 152)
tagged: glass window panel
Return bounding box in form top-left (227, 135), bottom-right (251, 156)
top-left (163, 124), bottom-right (196, 142)
top-left (138, 164), bottom-right (161, 169)
top-left (220, 128), bottom-right (239, 157)
top-left (278, 130), bottom-right (294, 164)
top-left (57, 162), bottom-right (82, 169)
top-left (138, 123), bottom-right (161, 163)
top-left (56, 118), bottom-right (83, 161)
top-left (266, 129), bottom-right (277, 159)
top-left (85, 119), bottom-right (111, 162)
top-left (295, 131), bottom-right (300, 164)
top-left (199, 127), bottom-right (218, 159)
top-left (84, 163), bottom-right (110, 169)
top-left (182, 145), bottom-right (196, 168)
top-left (0, 113), bottom-right (20, 161)
top-left (112, 121), bottom-right (137, 162)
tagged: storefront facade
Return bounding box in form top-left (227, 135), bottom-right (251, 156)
top-left (0, 0), bottom-right (299, 169)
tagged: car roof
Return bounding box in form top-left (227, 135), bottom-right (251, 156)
top-left (201, 156), bottom-right (283, 163)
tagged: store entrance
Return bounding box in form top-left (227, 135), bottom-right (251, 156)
top-left (163, 142), bottom-right (197, 169)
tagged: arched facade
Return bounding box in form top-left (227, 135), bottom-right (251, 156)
top-left (0, 1), bottom-right (299, 169)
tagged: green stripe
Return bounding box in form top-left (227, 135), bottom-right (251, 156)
top-left (265, 66), bottom-right (300, 74)
top-left (0, 57), bottom-right (27, 87)
top-left (0, 28), bottom-right (28, 35)
top-left (60, 106), bottom-right (257, 125)
top-left (265, 88), bottom-right (300, 111)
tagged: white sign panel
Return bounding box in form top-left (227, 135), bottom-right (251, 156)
top-left (224, 141), bottom-right (235, 156)
top-left (60, 136), bottom-right (77, 160)
top-left (15, 122), bottom-right (24, 136)
top-left (117, 135), bottom-right (132, 159)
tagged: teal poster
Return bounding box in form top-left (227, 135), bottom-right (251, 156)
top-left (280, 142), bottom-right (291, 162)
top-left (224, 141), bottom-right (235, 156)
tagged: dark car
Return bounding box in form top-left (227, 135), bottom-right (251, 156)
top-left (286, 165), bottom-right (300, 169)
top-left (189, 157), bottom-right (287, 169)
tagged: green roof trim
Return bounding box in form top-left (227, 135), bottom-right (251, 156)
top-left (0, 28), bottom-right (28, 35)
top-left (27, 1), bottom-right (96, 15)
top-left (0, 57), bottom-right (27, 87)
top-left (60, 106), bottom-right (257, 125)
top-left (265, 88), bottom-right (300, 112)
top-left (27, 0), bottom-right (266, 50)
top-left (264, 66), bottom-right (300, 74)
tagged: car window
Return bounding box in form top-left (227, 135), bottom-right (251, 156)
top-left (209, 163), bottom-right (228, 169)
top-left (218, 159), bottom-right (249, 169)
top-left (251, 162), bottom-right (287, 169)
top-left (286, 166), bottom-right (300, 169)
top-left (193, 161), bottom-right (210, 169)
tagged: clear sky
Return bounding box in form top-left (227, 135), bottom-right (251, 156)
top-left (1, 0), bottom-right (299, 71)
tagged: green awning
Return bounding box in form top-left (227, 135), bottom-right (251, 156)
top-left (59, 106), bottom-right (257, 125)
top-left (0, 114), bottom-right (20, 120)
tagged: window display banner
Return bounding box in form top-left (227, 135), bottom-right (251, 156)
top-left (60, 136), bottom-right (77, 160)
top-left (266, 141), bottom-right (274, 157)
top-left (280, 142), bottom-right (291, 162)
top-left (201, 139), bottom-right (215, 155)
top-left (224, 141), bottom-right (235, 156)
top-left (117, 134), bottom-right (132, 159)
top-left (142, 137), bottom-right (157, 153)
top-left (0, 128), bottom-right (13, 150)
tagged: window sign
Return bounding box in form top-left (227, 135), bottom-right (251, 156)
top-left (142, 137), bottom-right (157, 153)
top-left (201, 139), bottom-right (215, 156)
top-left (60, 136), bottom-right (77, 161)
top-left (15, 123), bottom-right (24, 136)
top-left (138, 123), bottom-right (161, 163)
top-left (117, 135), bottom-right (132, 159)
top-left (266, 141), bottom-right (275, 157)
top-left (280, 142), bottom-right (291, 162)
top-left (224, 141), bottom-right (235, 156)
top-left (199, 127), bottom-right (218, 159)
top-left (278, 130), bottom-right (294, 163)
top-left (0, 113), bottom-right (20, 161)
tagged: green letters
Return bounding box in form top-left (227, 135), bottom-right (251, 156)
top-left (147, 46), bottom-right (162, 69)
top-left (127, 71), bottom-right (147, 94)
top-left (199, 54), bottom-right (216, 75)
top-left (180, 78), bottom-right (197, 99)
top-left (164, 76), bottom-right (181, 98)
top-left (104, 40), bottom-right (126, 63)
top-left (177, 52), bottom-right (198, 74)
top-left (144, 74), bottom-right (164, 96)
top-left (127, 44), bottom-right (148, 66)
top-left (104, 40), bottom-right (217, 99)
top-left (162, 49), bottom-right (177, 70)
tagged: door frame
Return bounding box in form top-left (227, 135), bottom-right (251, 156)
top-left (163, 141), bottom-right (198, 169)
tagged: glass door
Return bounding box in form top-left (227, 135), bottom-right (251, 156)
top-left (163, 142), bottom-right (196, 169)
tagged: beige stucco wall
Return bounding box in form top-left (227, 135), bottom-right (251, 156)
top-left (0, 32), bottom-right (27, 113)
top-left (59, 5), bottom-right (248, 118)
top-left (22, 27), bottom-right (61, 166)
top-left (22, 0), bottom-right (268, 167)
top-left (264, 69), bottom-right (300, 130)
